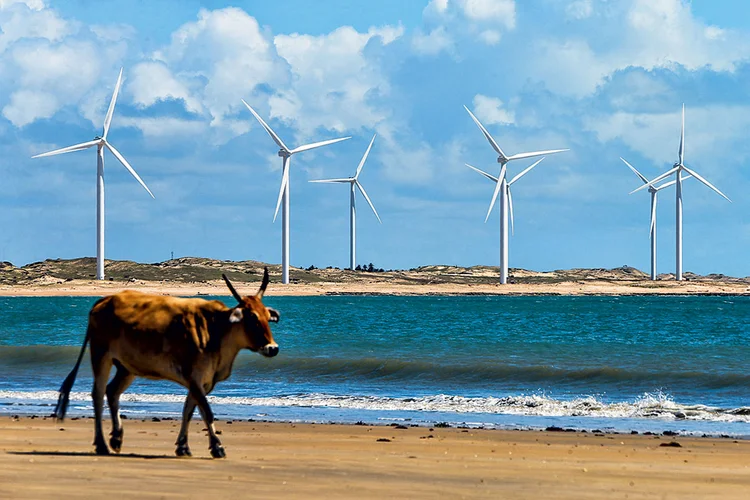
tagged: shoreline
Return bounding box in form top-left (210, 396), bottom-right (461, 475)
top-left (1, 416), bottom-right (748, 498)
top-left (1, 279), bottom-right (749, 297)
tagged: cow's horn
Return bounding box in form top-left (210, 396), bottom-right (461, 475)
top-left (257, 267), bottom-right (270, 298)
top-left (222, 274), bottom-right (243, 303)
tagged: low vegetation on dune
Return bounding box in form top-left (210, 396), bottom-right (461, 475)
top-left (0, 258), bottom-right (747, 287)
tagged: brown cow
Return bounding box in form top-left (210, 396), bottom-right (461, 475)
top-left (53, 269), bottom-right (279, 458)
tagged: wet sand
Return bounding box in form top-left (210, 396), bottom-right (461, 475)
top-left (0, 278), bottom-right (749, 297)
top-left (0, 417), bottom-right (747, 499)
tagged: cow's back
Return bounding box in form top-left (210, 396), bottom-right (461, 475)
top-left (88, 291), bottom-right (228, 383)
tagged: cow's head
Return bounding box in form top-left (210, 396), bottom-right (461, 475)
top-left (222, 269), bottom-right (279, 357)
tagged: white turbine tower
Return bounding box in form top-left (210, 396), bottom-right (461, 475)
top-left (620, 158), bottom-right (691, 280)
top-left (242, 100), bottom-right (350, 284)
top-left (463, 105), bottom-right (568, 284)
top-left (32, 68), bottom-right (154, 281)
top-left (309, 134), bottom-right (381, 270)
top-left (631, 104), bottom-right (731, 281)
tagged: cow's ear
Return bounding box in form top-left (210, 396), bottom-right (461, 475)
top-left (268, 307), bottom-right (280, 323)
top-left (229, 308), bottom-right (244, 323)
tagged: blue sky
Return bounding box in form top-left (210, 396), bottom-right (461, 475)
top-left (1, 0), bottom-right (750, 276)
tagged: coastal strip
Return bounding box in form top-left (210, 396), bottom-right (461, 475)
top-left (1, 417), bottom-right (747, 499)
top-left (1, 279), bottom-right (750, 297)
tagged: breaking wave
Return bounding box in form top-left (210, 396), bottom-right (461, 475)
top-left (1, 390), bottom-right (748, 424)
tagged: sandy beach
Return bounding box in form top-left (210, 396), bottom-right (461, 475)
top-left (1, 277), bottom-right (749, 297)
top-left (0, 417), bottom-right (747, 499)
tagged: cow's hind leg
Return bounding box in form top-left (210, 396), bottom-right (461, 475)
top-left (189, 382), bottom-right (225, 458)
top-left (175, 394), bottom-right (197, 457)
top-left (91, 347), bottom-right (112, 455)
top-left (106, 363), bottom-right (134, 453)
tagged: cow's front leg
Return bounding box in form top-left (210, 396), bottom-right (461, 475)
top-left (106, 364), bottom-right (134, 453)
top-left (175, 394), bottom-right (197, 457)
top-left (189, 382), bottom-right (225, 458)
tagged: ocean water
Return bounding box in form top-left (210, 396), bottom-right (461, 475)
top-left (0, 295), bottom-right (748, 436)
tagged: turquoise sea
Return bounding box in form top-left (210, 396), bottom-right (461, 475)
top-left (0, 295), bottom-right (748, 436)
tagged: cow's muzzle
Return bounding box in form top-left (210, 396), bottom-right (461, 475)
top-left (260, 343), bottom-right (279, 357)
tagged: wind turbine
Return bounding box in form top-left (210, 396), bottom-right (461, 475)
top-left (242, 100), bottom-right (350, 284)
top-left (309, 134), bottom-right (381, 270)
top-left (631, 104), bottom-right (731, 281)
top-left (463, 105), bottom-right (568, 284)
top-left (32, 68), bottom-right (154, 281)
top-left (620, 157), bottom-right (691, 280)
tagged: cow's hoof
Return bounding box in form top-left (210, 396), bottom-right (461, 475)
top-left (109, 432), bottom-right (123, 453)
top-left (95, 444), bottom-right (110, 456)
top-left (175, 444), bottom-right (192, 457)
top-left (210, 445), bottom-right (226, 459)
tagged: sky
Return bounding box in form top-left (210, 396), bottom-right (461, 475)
top-left (1, 0), bottom-right (750, 276)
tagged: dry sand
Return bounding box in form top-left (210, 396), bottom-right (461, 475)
top-left (0, 417), bottom-right (747, 499)
top-left (1, 278), bottom-right (749, 297)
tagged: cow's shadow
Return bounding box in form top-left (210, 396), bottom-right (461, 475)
top-left (8, 450), bottom-right (211, 460)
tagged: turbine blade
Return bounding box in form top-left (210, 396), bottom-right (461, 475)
top-left (508, 157), bottom-right (545, 186)
top-left (463, 105), bottom-right (507, 161)
top-left (679, 103), bottom-right (685, 165)
top-left (654, 180), bottom-right (676, 191)
top-left (308, 178), bottom-right (352, 183)
top-left (241, 99), bottom-right (290, 153)
top-left (620, 157), bottom-right (649, 184)
top-left (31, 139), bottom-right (100, 158)
top-left (630, 166), bottom-right (680, 194)
top-left (465, 163), bottom-right (498, 182)
top-left (681, 166), bottom-right (731, 202)
top-left (104, 141), bottom-right (154, 198)
top-left (355, 134), bottom-right (376, 179)
top-left (484, 163), bottom-right (507, 223)
top-left (102, 68), bottom-right (123, 140)
top-left (506, 149), bottom-right (568, 162)
top-left (654, 174), bottom-right (691, 191)
top-left (507, 186), bottom-right (515, 236)
top-left (290, 136), bottom-right (350, 154)
top-left (273, 157), bottom-right (290, 222)
top-left (355, 180), bottom-right (381, 223)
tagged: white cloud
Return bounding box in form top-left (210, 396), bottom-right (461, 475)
top-left (566, 0), bottom-right (593, 20)
top-left (153, 7), bottom-right (285, 126)
top-left (421, 0), bottom-right (516, 47)
top-left (2, 89), bottom-right (56, 126)
top-left (0, 1), bottom-right (45, 11)
top-left (271, 25), bottom-right (403, 137)
top-left (458, 0), bottom-right (516, 29)
top-left (478, 29), bottom-right (501, 45)
top-left (0, 0), bottom-right (72, 53)
top-left (424, 0), bottom-right (449, 16)
top-left (472, 94), bottom-right (515, 125)
top-left (412, 26), bottom-right (453, 55)
top-left (117, 116), bottom-right (207, 139)
top-left (529, 0), bottom-right (750, 96)
top-left (128, 61), bottom-right (201, 113)
top-left (584, 105), bottom-right (750, 172)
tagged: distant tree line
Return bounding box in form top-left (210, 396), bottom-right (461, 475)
top-left (304, 263), bottom-right (386, 272)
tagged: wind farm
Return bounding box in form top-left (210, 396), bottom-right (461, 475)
top-left (620, 157), bottom-right (691, 281)
top-left (3, 4), bottom-right (750, 499)
top-left (630, 105), bottom-right (731, 281)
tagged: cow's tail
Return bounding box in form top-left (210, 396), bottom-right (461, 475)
top-left (53, 325), bottom-right (91, 421)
